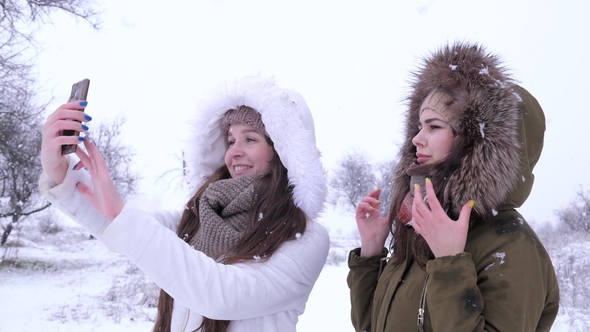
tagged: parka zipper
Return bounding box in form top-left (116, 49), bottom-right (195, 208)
top-left (417, 274), bottom-right (429, 332)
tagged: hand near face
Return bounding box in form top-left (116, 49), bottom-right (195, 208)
top-left (411, 178), bottom-right (473, 257)
top-left (73, 138), bottom-right (125, 222)
top-left (355, 188), bottom-right (390, 257)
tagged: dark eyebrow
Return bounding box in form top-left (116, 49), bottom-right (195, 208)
top-left (424, 118), bottom-right (449, 124)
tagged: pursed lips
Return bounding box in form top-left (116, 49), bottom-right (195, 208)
top-left (415, 153), bottom-right (430, 163)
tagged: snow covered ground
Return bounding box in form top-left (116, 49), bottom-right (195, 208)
top-left (0, 212), bottom-right (586, 332)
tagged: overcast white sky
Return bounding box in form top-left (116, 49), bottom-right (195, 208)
top-left (33, 0), bottom-right (590, 227)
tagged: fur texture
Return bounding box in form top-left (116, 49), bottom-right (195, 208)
top-left (184, 76), bottom-right (328, 220)
top-left (393, 42), bottom-right (523, 219)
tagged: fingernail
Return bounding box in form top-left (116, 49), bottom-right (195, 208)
top-left (72, 162), bottom-right (79, 170)
top-left (77, 136), bottom-right (85, 141)
top-left (376, 200), bottom-right (381, 203)
top-left (84, 114), bottom-right (92, 121)
top-left (425, 178), bottom-right (430, 184)
top-left (81, 124), bottom-right (89, 130)
top-left (469, 200), bottom-right (475, 208)
top-left (414, 183), bottom-right (418, 190)
top-left (369, 206), bottom-right (374, 210)
top-left (79, 101), bottom-right (88, 107)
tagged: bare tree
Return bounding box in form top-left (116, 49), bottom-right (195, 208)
top-left (90, 116), bottom-right (139, 200)
top-left (328, 149), bottom-right (377, 213)
top-left (375, 158), bottom-right (397, 217)
top-left (1, 1), bottom-right (100, 87)
top-left (328, 149), bottom-right (398, 216)
top-left (0, 103), bottom-right (49, 245)
top-left (0, 0), bottom-right (100, 245)
top-left (555, 187), bottom-right (590, 233)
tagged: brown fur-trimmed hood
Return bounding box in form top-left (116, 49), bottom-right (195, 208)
top-left (393, 42), bottom-right (526, 220)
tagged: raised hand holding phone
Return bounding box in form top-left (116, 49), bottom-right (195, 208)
top-left (41, 79), bottom-right (91, 185)
top-left (61, 78), bottom-right (90, 155)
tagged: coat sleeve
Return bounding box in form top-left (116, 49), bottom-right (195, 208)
top-left (39, 155), bottom-right (111, 238)
top-left (347, 247), bottom-right (388, 332)
top-left (103, 206), bottom-right (330, 320)
top-left (40, 156), bottom-right (330, 320)
top-left (38, 155), bottom-right (182, 238)
top-left (424, 223), bottom-right (559, 332)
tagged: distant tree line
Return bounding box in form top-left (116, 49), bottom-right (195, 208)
top-left (328, 149), bottom-right (590, 235)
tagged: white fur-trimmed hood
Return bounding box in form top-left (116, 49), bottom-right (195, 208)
top-left (184, 76), bottom-right (327, 220)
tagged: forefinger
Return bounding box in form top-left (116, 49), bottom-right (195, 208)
top-left (45, 101), bottom-right (90, 128)
top-left (82, 137), bottom-right (109, 174)
top-left (368, 187), bottom-right (382, 200)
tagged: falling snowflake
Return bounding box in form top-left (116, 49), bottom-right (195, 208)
top-left (521, 175), bottom-right (526, 182)
top-left (295, 233), bottom-right (302, 239)
top-left (253, 255), bottom-right (261, 262)
top-left (258, 213), bottom-right (264, 221)
top-left (449, 64), bottom-right (457, 70)
top-left (492, 209), bottom-right (498, 216)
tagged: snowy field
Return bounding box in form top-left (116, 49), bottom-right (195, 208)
top-left (0, 210), bottom-right (588, 332)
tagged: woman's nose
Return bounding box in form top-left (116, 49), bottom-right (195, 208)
top-left (412, 130), bottom-right (425, 147)
top-left (227, 143), bottom-right (244, 157)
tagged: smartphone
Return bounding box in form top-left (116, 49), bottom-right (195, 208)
top-left (61, 78), bottom-right (90, 155)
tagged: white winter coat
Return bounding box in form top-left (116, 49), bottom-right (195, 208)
top-left (40, 76), bottom-right (330, 331)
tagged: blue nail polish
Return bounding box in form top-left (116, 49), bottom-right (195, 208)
top-left (79, 101), bottom-right (88, 107)
top-left (84, 114), bottom-right (92, 121)
top-left (72, 162), bottom-right (79, 170)
top-left (78, 136), bottom-right (85, 141)
top-left (82, 124), bottom-right (89, 130)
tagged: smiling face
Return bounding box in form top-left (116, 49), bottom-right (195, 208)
top-left (224, 123), bottom-right (274, 178)
top-left (412, 108), bottom-right (455, 165)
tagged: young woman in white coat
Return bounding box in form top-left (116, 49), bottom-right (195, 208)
top-left (39, 76), bottom-right (330, 332)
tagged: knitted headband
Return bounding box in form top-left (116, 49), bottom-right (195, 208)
top-left (420, 89), bottom-right (461, 132)
top-left (220, 106), bottom-right (267, 139)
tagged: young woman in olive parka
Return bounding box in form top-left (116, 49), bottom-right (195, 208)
top-left (347, 42), bottom-right (560, 332)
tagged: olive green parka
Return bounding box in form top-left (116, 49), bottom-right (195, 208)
top-left (347, 43), bottom-right (560, 332)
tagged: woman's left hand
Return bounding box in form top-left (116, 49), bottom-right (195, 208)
top-left (411, 178), bottom-right (473, 257)
top-left (73, 138), bottom-right (125, 222)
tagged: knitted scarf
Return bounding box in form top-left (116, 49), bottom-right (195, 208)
top-left (189, 174), bottom-right (263, 259)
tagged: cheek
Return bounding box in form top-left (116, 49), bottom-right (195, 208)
top-left (261, 147), bottom-right (274, 169)
top-left (224, 150), bottom-right (231, 167)
top-left (439, 133), bottom-right (455, 156)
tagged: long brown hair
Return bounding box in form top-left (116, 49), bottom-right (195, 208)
top-left (388, 86), bottom-right (473, 268)
top-left (152, 140), bottom-right (308, 332)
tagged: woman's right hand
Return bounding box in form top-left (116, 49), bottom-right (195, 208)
top-left (355, 188), bottom-right (390, 257)
top-left (41, 101), bottom-right (90, 184)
